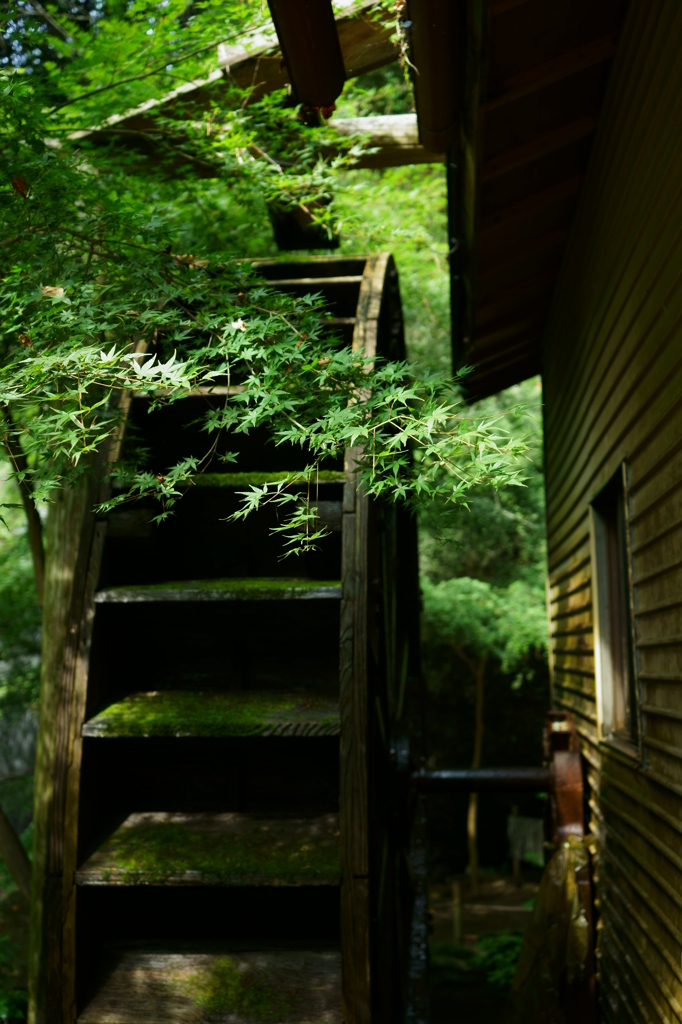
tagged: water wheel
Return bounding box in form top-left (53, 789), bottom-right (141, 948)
top-left (31, 254), bottom-right (425, 1024)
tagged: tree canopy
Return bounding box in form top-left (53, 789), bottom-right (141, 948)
top-left (422, 576), bottom-right (547, 681)
top-left (420, 378), bottom-right (548, 679)
top-left (1, 0), bottom-right (530, 554)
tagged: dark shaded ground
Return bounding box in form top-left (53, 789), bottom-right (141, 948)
top-left (429, 871), bottom-right (540, 1024)
top-left (0, 886), bottom-right (29, 1022)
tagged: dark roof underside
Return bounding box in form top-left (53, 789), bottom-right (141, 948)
top-left (457, 0), bottom-right (629, 400)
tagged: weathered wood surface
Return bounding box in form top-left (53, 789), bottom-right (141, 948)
top-left (82, 691), bottom-right (340, 738)
top-left (340, 485), bottom-right (371, 1024)
top-left (29, 474), bottom-right (95, 1024)
top-left (333, 114), bottom-right (444, 168)
top-left (30, 349), bottom-right (146, 1024)
top-left (338, 255), bottom-right (395, 1024)
top-left (339, 445), bottom-right (368, 1024)
top-left (77, 950), bottom-right (341, 1024)
top-left (339, 253), bottom-right (416, 1024)
top-left (75, 812), bottom-right (340, 886)
top-left (94, 578), bottom-right (342, 603)
top-left (543, 3), bottom-right (682, 1019)
top-left (458, 0), bottom-right (491, 360)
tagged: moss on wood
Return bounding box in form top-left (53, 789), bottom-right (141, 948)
top-left (82, 690), bottom-right (340, 738)
top-left (76, 812), bottom-right (340, 886)
top-left (185, 957), bottom-right (295, 1019)
top-left (94, 577), bottom-right (342, 603)
top-left (188, 471), bottom-right (345, 488)
top-left (77, 950), bottom-right (342, 1023)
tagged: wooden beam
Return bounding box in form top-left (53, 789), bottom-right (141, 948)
top-left (472, 306), bottom-right (550, 351)
top-left (340, 255), bottom-right (390, 1024)
top-left (474, 269), bottom-right (557, 326)
top-left (465, 347), bottom-right (542, 401)
top-left (491, 0), bottom-right (531, 14)
top-left (408, 0), bottom-right (460, 152)
top-left (332, 4), bottom-right (397, 78)
top-left (486, 33), bottom-right (619, 112)
top-left (333, 114), bottom-right (444, 168)
top-left (471, 333), bottom-right (542, 372)
top-left (334, 113), bottom-right (419, 148)
top-left (481, 115), bottom-right (598, 181)
top-left (266, 0), bottom-right (345, 108)
top-left (457, 0), bottom-right (492, 360)
top-left (479, 175), bottom-right (583, 239)
top-left (472, 338), bottom-right (542, 376)
top-left (469, 336), bottom-right (544, 394)
top-left (477, 226), bottom-right (569, 285)
top-left (468, 327), bottom-right (543, 378)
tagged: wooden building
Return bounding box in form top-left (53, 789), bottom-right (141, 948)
top-left (543, 4), bottom-right (682, 1019)
top-left (440, 0), bottom-right (682, 1019)
top-left (422, 0), bottom-right (682, 1018)
top-left (27, 0), bottom-right (682, 1021)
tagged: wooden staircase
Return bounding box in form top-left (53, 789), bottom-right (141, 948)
top-left (34, 255), bottom-right (424, 1024)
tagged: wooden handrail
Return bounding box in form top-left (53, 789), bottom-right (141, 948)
top-left (412, 767), bottom-right (552, 793)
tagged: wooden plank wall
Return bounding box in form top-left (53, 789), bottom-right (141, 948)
top-left (542, 2), bottom-right (682, 1019)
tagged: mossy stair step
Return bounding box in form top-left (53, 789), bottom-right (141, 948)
top-left (82, 691), bottom-right (340, 738)
top-left (75, 812), bottom-right (340, 887)
top-left (187, 471), bottom-right (345, 488)
top-left (77, 949), bottom-right (341, 1023)
top-left (94, 577), bottom-right (342, 604)
top-left (265, 275), bottom-right (363, 286)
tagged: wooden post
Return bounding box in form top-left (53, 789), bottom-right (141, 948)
top-left (340, 448), bottom-right (371, 1024)
top-left (28, 343), bottom-right (145, 1024)
top-left (28, 478), bottom-right (92, 1024)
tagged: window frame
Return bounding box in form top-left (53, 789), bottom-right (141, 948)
top-left (589, 462), bottom-right (640, 759)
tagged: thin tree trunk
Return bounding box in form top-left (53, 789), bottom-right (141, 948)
top-left (467, 792), bottom-right (479, 896)
top-left (466, 654), bottom-right (487, 896)
top-left (1, 406), bottom-right (45, 605)
top-left (0, 806), bottom-right (31, 900)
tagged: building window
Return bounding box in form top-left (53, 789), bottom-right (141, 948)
top-left (590, 466), bottom-right (638, 749)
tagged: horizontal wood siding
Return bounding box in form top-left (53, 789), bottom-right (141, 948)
top-left (543, 2), bottom-right (682, 1019)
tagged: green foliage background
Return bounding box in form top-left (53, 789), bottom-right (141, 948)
top-left (0, 472), bottom-right (37, 1023)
